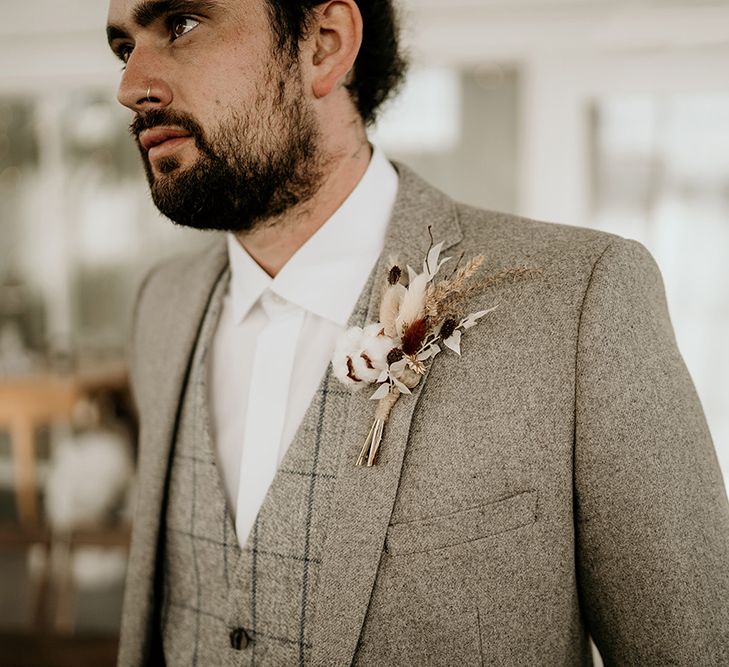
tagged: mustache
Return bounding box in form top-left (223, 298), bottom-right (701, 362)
top-left (129, 109), bottom-right (206, 145)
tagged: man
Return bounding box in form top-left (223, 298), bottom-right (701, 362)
top-left (107, 0), bottom-right (729, 665)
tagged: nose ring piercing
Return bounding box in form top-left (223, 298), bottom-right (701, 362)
top-left (146, 86), bottom-right (152, 102)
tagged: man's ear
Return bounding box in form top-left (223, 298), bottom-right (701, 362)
top-left (308, 0), bottom-right (363, 99)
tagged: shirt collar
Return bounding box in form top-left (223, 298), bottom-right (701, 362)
top-left (228, 145), bottom-right (399, 327)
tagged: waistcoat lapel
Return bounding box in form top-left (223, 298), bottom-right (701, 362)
top-left (311, 165), bottom-right (463, 666)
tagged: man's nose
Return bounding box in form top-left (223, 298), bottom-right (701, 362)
top-left (116, 47), bottom-right (173, 112)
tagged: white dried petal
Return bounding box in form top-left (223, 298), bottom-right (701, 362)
top-left (370, 383), bottom-right (392, 401)
top-left (460, 305), bottom-right (499, 330)
top-left (390, 375), bottom-right (412, 395)
top-left (423, 242), bottom-right (450, 279)
top-left (423, 241), bottom-right (442, 276)
top-left (389, 358), bottom-right (408, 374)
top-left (443, 329), bottom-right (462, 355)
top-left (417, 343), bottom-right (441, 361)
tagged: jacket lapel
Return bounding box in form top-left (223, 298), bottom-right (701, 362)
top-left (311, 165), bottom-right (463, 666)
top-left (122, 237), bottom-right (228, 666)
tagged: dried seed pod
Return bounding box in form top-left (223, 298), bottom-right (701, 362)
top-left (387, 347), bottom-right (404, 366)
top-left (388, 265), bottom-right (402, 285)
top-left (439, 317), bottom-right (457, 340)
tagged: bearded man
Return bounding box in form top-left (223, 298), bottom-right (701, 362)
top-left (106, 1), bottom-right (729, 665)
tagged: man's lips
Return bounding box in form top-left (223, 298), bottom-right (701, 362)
top-left (138, 127), bottom-right (192, 152)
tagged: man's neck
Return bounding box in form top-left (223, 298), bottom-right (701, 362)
top-left (234, 138), bottom-right (373, 278)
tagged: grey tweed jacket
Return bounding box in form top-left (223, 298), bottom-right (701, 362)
top-left (119, 164), bottom-right (729, 666)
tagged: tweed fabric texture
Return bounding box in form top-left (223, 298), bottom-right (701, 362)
top-left (160, 265), bottom-right (373, 666)
top-left (161, 269), bottom-right (234, 665)
top-left (119, 164), bottom-right (729, 667)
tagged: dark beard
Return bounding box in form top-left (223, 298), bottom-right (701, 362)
top-left (130, 70), bottom-right (325, 233)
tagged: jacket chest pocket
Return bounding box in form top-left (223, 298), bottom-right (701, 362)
top-left (384, 489), bottom-right (538, 556)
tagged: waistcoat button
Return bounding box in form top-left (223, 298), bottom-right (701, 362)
top-left (229, 627), bottom-right (250, 650)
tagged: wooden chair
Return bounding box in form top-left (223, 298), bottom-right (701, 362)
top-left (0, 365), bottom-right (132, 632)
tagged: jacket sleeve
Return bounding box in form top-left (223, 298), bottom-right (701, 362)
top-left (574, 237), bottom-right (729, 665)
top-left (127, 265), bottom-right (157, 419)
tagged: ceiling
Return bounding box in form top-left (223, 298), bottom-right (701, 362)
top-left (2, 0), bottom-right (729, 84)
top-left (5, 0), bottom-right (729, 36)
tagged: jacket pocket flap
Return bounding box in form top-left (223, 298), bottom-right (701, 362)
top-left (385, 489), bottom-right (538, 556)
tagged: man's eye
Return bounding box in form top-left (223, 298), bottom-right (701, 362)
top-left (118, 44), bottom-right (134, 64)
top-left (170, 16), bottom-right (200, 40)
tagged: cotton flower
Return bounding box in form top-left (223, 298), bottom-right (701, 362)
top-left (332, 323), bottom-right (395, 389)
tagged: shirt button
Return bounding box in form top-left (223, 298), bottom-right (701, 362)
top-left (229, 627), bottom-right (251, 650)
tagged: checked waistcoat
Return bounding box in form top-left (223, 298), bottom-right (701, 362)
top-left (159, 268), bottom-right (358, 666)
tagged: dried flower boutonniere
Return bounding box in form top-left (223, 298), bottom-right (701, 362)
top-left (332, 229), bottom-right (540, 467)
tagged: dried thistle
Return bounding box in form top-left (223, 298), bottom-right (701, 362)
top-left (388, 265), bottom-right (402, 285)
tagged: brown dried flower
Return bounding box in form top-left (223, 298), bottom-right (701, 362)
top-left (401, 318), bottom-right (429, 356)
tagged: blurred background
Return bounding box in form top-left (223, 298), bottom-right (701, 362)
top-left (1, 0), bottom-right (728, 665)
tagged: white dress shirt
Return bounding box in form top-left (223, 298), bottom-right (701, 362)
top-left (209, 146), bottom-right (399, 547)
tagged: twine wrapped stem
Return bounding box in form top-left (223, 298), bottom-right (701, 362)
top-left (356, 390), bottom-right (401, 467)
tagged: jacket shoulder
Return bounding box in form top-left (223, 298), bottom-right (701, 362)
top-left (451, 201), bottom-right (664, 292)
top-left (455, 202), bottom-right (619, 259)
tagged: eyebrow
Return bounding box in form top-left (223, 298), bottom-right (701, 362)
top-left (106, 0), bottom-right (218, 45)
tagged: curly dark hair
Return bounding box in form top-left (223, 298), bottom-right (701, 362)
top-left (263, 1), bottom-right (408, 126)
